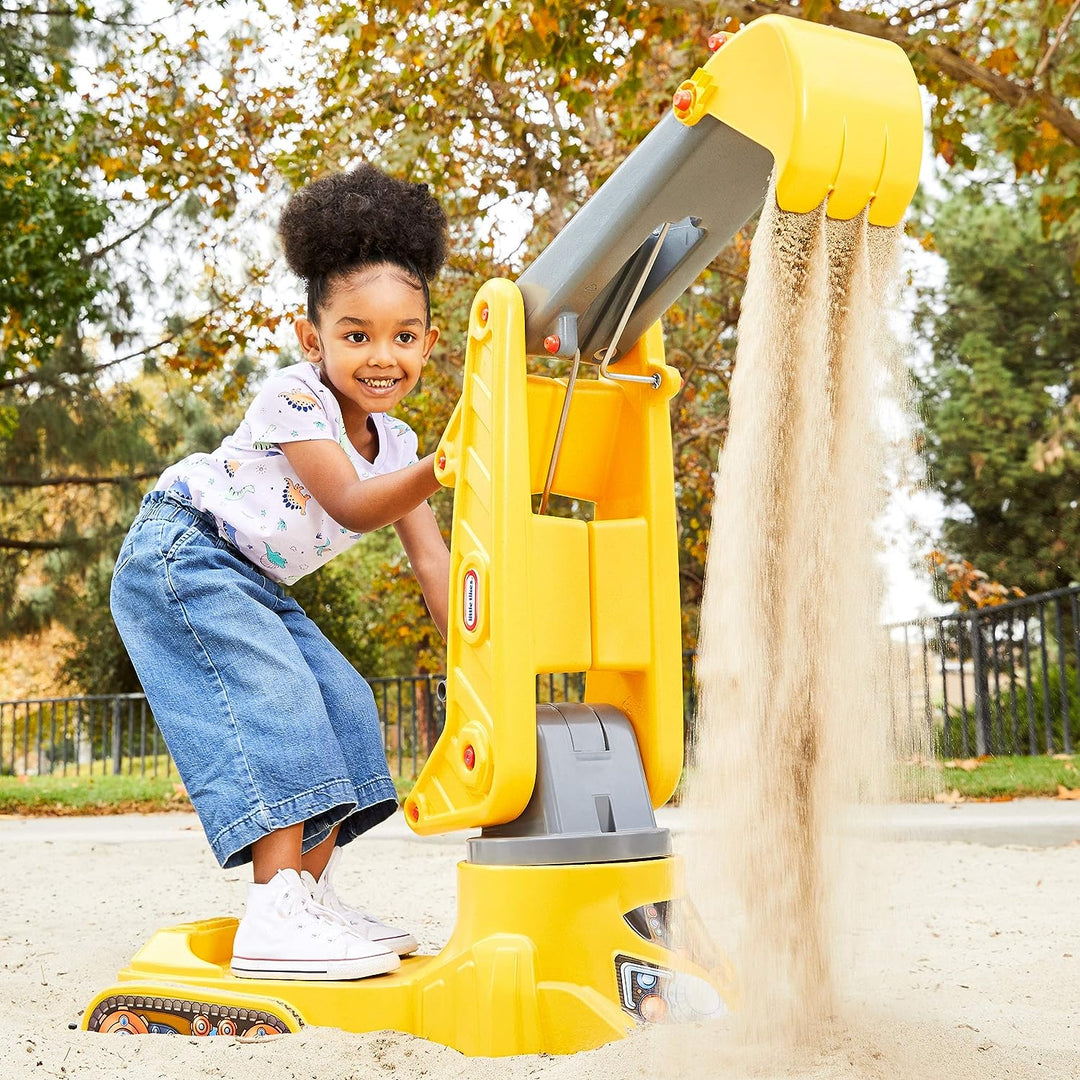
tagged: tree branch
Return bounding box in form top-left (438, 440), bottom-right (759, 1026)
top-left (1, 3), bottom-right (175, 27)
top-left (82, 200), bottom-right (177, 265)
top-left (0, 537), bottom-right (80, 551)
top-left (1034, 0), bottom-right (1080, 81)
top-left (0, 319), bottom-right (201, 389)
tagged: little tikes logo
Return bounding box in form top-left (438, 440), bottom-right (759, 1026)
top-left (462, 569), bottom-right (479, 632)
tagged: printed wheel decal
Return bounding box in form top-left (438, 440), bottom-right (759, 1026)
top-left (87, 994), bottom-right (295, 1037)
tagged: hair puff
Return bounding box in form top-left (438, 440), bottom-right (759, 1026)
top-left (278, 164), bottom-right (448, 284)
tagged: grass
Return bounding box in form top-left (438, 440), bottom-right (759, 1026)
top-left (903, 753), bottom-right (1080, 800)
top-left (0, 773), bottom-right (190, 815)
top-left (1, 757), bottom-right (1075, 816)
top-left (0, 771), bottom-right (418, 816)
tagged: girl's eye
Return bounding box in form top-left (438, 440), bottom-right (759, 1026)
top-left (397, 332), bottom-right (416, 344)
top-left (345, 332), bottom-right (368, 344)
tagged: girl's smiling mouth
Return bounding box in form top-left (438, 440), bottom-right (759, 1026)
top-left (358, 376), bottom-right (401, 389)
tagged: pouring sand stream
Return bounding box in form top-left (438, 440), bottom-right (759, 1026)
top-left (673, 182), bottom-right (911, 1063)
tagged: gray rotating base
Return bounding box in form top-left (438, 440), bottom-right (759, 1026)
top-left (468, 702), bottom-right (672, 867)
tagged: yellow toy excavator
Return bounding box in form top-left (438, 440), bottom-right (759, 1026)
top-left (82, 14), bottom-right (922, 1056)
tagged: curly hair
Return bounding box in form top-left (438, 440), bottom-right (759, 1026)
top-left (278, 164), bottom-right (448, 324)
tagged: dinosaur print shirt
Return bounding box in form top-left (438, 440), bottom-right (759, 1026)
top-left (154, 362), bottom-right (419, 584)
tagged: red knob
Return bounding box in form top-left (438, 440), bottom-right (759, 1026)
top-left (463, 745), bottom-right (476, 770)
top-left (437, 453), bottom-right (446, 471)
top-left (673, 88), bottom-right (693, 112)
top-left (707, 32), bottom-right (727, 51)
top-left (409, 803), bottom-right (419, 821)
top-left (544, 334), bottom-right (561, 354)
top-left (478, 303), bottom-right (489, 325)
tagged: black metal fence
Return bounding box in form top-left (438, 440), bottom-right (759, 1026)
top-left (0, 671), bottom-right (617, 779)
top-left (886, 584), bottom-right (1080, 759)
top-left (18, 588), bottom-right (1079, 780)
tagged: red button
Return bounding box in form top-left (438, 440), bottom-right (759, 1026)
top-left (463, 745), bottom-right (476, 770)
top-left (544, 334), bottom-right (561, 354)
top-left (673, 88), bottom-right (693, 112)
top-left (707, 32), bottom-right (727, 51)
top-left (409, 804), bottom-right (419, 821)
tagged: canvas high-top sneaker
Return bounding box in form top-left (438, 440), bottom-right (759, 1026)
top-left (303, 849), bottom-right (419, 957)
top-left (231, 867), bottom-right (401, 980)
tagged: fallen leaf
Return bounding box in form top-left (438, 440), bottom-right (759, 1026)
top-left (944, 758), bottom-right (981, 772)
top-left (934, 788), bottom-right (964, 804)
top-left (1056, 785), bottom-right (1080, 800)
top-left (1051, 753), bottom-right (1075, 761)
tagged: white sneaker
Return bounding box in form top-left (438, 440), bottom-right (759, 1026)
top-left (230, 868), bottom-right (400, 981)
top-left (303, 850), bottom-right (420, 957)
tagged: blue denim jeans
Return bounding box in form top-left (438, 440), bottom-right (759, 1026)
top-left (110, 491), bottom-right (397, 868)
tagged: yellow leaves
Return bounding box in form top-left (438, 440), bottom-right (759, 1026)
top-left (99, 156), bottom-right (128, 182)
top-left (528, 7), bottom-right (559, 41)
top-left (1056, 785), bottom-right (1080, 800)
top-left (985, 45), bottom-right (1019, 76)
top-left (933, 787), bottom-right (964, 803)
top-left (926, 550), bottom-right (1025, 610)
top-left (943, 757), bottom-right (988, 771)
top-left (1031, 435), bottom-right (1066, 473)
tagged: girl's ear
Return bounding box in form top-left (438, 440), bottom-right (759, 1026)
top-left (422, 325), bottom-right (440, 362)
top-left (295, 318), bottom-right (322, 362)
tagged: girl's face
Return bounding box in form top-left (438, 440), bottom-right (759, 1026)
top-left (295, 264), bottom-right (439, 421)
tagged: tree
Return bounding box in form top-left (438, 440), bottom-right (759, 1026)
top-left (12, 0), bottom-right (1077, 688)
top-left (914, 184), bottom-right (1080, 593)
top-left (0, 0), bottom-right (299, 637)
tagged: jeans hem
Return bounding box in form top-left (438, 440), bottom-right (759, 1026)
top-left (212, 776), bottom-right (399, 869)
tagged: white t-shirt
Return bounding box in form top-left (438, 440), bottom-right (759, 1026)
top-left (155, 362), bottom-right (419, 584)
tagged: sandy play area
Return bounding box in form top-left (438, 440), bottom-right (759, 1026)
top-left (0, 805), bottom-right (1077, 1080)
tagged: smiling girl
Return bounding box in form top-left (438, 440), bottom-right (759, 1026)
top-left (109, 165), bottom-right (451, 982)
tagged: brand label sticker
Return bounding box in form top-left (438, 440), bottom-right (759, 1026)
top-left (462, 568), bottom-right (479, 632)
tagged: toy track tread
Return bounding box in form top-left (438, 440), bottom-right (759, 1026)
top-left (87, 993), bottom-right (299, 1035)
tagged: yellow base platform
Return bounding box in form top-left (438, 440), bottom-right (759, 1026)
top-left (82, 856), bottom-right (735, 1056)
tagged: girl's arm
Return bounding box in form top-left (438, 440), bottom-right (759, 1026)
top-left (394, 502), bottom-right (450, 639)
top-left (281, 440), bottom-right (441, 535)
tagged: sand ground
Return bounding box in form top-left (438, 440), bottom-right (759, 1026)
top-left (1, 806), bottom-right (1077, 1080)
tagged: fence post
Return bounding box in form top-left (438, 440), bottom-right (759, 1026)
top-left (969, 613), bottom-right (991, 756)
top-left (111, 699), bottom-right (122, 776)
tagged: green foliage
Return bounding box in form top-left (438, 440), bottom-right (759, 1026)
top-left (914, 184), bottom-right (1080, 594)
top-left (10, 0), bottom-right (1080, 686)
top-left (940, 655), bottom-right (1080, 757)
top-left (0, 21), bottom-right (110, 378)
top-left (0, 0), bottom-right (297, 639)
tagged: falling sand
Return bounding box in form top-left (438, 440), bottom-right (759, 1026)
top-left (669, 183), bottom-right (911, 1071)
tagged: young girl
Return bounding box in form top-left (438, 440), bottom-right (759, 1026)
top-left (110, 165), bottom-right (451, 981)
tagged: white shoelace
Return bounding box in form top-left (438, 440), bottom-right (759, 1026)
top-left (276, 882), bottom-right (358, 941)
